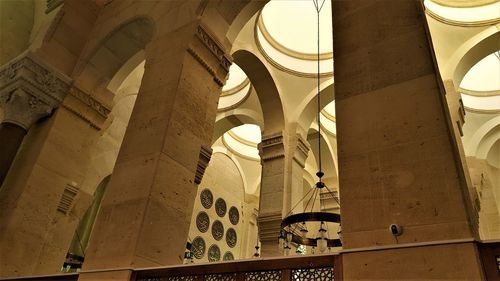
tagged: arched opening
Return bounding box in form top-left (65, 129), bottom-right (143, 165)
top-left (62, 175), bottom-right (110, 272)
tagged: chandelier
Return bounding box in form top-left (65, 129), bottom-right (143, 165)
top-left (278, 0), bottom-right (341, 255)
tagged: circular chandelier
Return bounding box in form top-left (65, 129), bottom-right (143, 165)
top-left (279, 0), bottom-right (341, 255)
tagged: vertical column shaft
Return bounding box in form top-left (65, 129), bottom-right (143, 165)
top-left (0, 122), bottom-right (27, 185)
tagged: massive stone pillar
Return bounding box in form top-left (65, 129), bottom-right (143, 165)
top-left (333, 1), bottom-right (483, 280)
top-left (257, 126), bottom-right (309, 257)
top-left (78, 22), bottom-right (231, 280)
top-left (0, 54), bottom-right (71, 186)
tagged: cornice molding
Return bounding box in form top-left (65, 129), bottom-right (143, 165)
top-left (69, 86), bottom-right (111, 118)
top-left (188, 24), bottom-right (233, 88)
top-left (195, 24), bottom-right (232, 72)
top-left (259, 132), bottom-right (285, 161)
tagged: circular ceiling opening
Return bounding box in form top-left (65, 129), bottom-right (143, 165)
top-left (261, 0), bottom-right (333, 55)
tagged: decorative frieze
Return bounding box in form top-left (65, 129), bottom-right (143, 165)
top-left (69, 86), bottom-right (111, 118)
top-left (258, 133), bottom-right (285, 161)
top-left (195, 25), bottom-right (232, 72)
top-left (0, 53), bottom-right (72, 129)
top-left (188, 24), bottom-right (233, 88)
top-left (194, 145), bottom-right (213, 185)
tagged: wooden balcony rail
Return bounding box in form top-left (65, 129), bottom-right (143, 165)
top-left (132, 254), bottom-right (342, 281)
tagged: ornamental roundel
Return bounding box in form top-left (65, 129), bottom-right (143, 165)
top-left (215, 198), bottom-right (227, 217)
top-left (223, 251), bottom-right (234, 261)
top-left (207, 244), bottom-right (221, 262)
top-left (228, 206), bottom-right (239, 225)
top-left (191, 236), bottom-right (206, 259)
top-left (196, 211), bottom-right (210, 233)
top-left (226, 228), bottom-right (237, 248)
top-left (211, 220), bottom-right (224, 241)
top-left (200, 189), bottom-right (213, 209)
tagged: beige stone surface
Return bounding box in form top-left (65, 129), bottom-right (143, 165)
top-left (342, 243), bottom-right (484, 280)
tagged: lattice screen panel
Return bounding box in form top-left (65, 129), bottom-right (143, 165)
top-left (291, 267), bottom-right (334, 281)
top-left (245, 270), bottom-right (282, 281)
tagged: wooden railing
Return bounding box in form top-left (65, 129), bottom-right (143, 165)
top-left (132, 254), bottom-right (341, 281)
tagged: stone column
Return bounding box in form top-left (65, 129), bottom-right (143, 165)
top-left (79, 22), bottom-right (230, 280)
top-left (0, 53), bottom-right (71, 186)
top-left (333, 0), bottom-right (483, 280)
top-left (257, 129), bottom-right (309, 257)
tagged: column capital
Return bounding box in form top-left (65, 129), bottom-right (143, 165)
top-left (258, 132), bottom-right (285, 161)
top-left (0, 53), bottom-right (72, 129)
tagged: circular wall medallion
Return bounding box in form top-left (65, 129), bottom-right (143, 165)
top-left (211, 220), bottom-right (224, 241)
top-left (223, 251), bottom-right (234, 261)
top-left (228, 206), bottom-right (239, 225)
top-left (226, 228), bottom-right (237, 248)
top-left (215, 198), bottom-right (227, 217)
top-left (191, 236), bottom-right (206, 259)
top-left (207, 244), bottom-right (221, 262)
top-left (200, 189), bottom-right (213, 209)
top-left (196, 211), bottom-right (210, 233)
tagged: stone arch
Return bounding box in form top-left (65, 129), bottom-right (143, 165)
top-left (466, 115), bottom-right (500, 158)
top-left (225, 0), bottom-right (269, 43)
top-left (451, 29), bottom-right (500, 87)
top-left (212, 109), bottom-right (263, 144)
top-left (232, 49), bottom-right (284, 135)
top-left (73, 17), bottom-right (154, 97)
top-left (298, 80), bottom-right (335, 131)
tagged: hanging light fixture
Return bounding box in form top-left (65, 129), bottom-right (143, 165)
top-left (279, 0), bottom-right (341, 255)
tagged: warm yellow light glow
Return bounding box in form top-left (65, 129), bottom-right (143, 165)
top-left (425, 0), bottom-right (500, 22)
top-left (222, 64), bottom-right (247, 91)
top-left (461, 52), bottom-right (500, 92)
top-left (261, 0), bottom-right (333, 55)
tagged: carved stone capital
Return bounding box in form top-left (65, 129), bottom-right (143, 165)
top-left (188, 24), bottom-right (232, 88)
top-left (258, 132), bottom-right (285, 162)
top-left (194, 145), bottom-right (213, 185)
top-left (0, 53), bottom-right (72, 129)
top-left (257, 213), bottom-right (282, 242)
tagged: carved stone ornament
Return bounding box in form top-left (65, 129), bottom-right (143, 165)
top-left (207, 244), bottom-right (221, 262)
top-left (211, 220), bottom-right (224, 241)
top-left (200, 188), bottom-right (214, 209)
top-left (226, 228), bottom-right (237, 248)
top-left (0, 53), bottom-right (72, 129)
top-left (194, 146), bottom-right (213, 185)
top-left (191, 236), bottom-right (206, 259)
top-left (229, 206), bottom-right (239, 225)
top-left (196, 211), bottom-right (210, 233)
top-left (222, 251), bottom-right (234, 261)
top-left (215, 198), bottom-right (227, 217)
